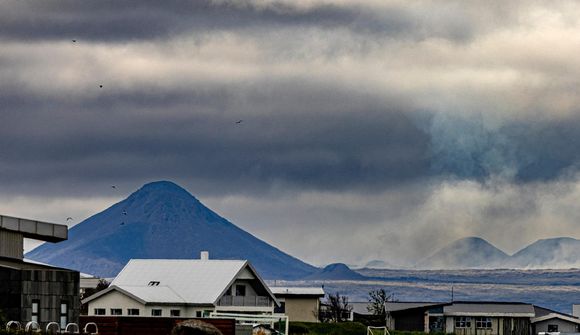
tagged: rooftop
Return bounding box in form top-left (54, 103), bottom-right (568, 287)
top-left (0, 214), bottom-right (67, 242)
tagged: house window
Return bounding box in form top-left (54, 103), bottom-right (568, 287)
top-left (151, 309), bottom-right (162, 316)
top-left (455, 317), bottom-right (471, 328)
top-left (60, 302), bottom-right (68, 329)
top-left (548, 325), bottom-right (559, 332)
top-left (94, 308), bottom-right (106, 315)
top-left (235, 284), bottom-right (246, 296)
top-left (127, 309), bottom-right (140, 316)
top-left (31, 300), bottom-right (40, 323)
top-left (196, 311), bottom-right (202, 318)
top-left (476, 317), bottom-right (492, 329)
top-left (170, 310), bottom-right (181, 317)
top-left (274, 302), bottom-right (286, 313)
top-left (110, 308), bottom-right (122, 316)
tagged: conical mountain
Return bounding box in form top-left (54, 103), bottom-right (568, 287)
top-left (417, 236), bottom-right (509, 269)
top-left (25, 181), bottom-right (317, 279)
top-left (507, 237), bottom-right (580, 268)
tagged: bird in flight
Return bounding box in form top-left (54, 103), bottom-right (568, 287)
top-left (66, 217), bottom-right (73, 221)
top-left (235, 120), bottom-right (243, 124)
top-left (99, 85), bottom-right (103, 88)
top-left (72, 39), bottom-right (76, 43)
top-left (111, 185), bottom-right (117, 189)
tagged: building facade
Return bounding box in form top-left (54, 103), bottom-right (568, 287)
top-left (0, 214), bottom-right (79, 329)
top-left (82, 255), bottom-right (279, 318)
top-left (270, 287), bottom-right (324, 322)
top-left (386, 301), bottom-right (580, 335)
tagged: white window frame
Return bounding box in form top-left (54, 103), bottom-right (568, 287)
top-left (455, 316), bottom-right (471, 328)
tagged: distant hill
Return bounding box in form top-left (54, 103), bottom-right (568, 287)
top-left (302, 263), bottom-right (367, 280)
top-left (25, 181), bottom-right (318, 279)
top-left (507, 237), bottom-right (580, 268)
top-left (417, 237), bottom-right (509, 269)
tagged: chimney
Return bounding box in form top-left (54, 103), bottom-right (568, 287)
top-left (200, 251), bottom-right (209, 260)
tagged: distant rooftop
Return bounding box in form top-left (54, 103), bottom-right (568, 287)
top-left (0, 214), bottom-right (67, 242)
top-left (269, 287), bottom-right (325, 296)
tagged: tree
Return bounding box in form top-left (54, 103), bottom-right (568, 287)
top-left (367, 288), bottom-right (394, 316)
top-left (80, 279), bottom-right (110, 314)
top-left (323, 292), bottom-right (353, 322)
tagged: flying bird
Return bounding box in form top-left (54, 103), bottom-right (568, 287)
top-left (99, 85), bottom-right (103, 88)
top-left (235, 120), bottom-right (243, 124)
top-left (111, 185), bottom-right (117, 189)
top-left (66, 217), bottom-right (73, 221)
top-left (72, 39), bottom-right (76, 43)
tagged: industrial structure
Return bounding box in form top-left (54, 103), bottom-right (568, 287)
top-left (0, 214), bottom-right (80, 329)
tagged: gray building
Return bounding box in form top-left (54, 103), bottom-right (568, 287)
top-left (0, 214), bottom-right (79, 329)
top-left (386, 301), bottom-right (580, 335)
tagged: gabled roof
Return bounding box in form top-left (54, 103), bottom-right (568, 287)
top-left (84, 259), bottom-right (278, 306)
top-left (532, 313), bottom-right (580, 325)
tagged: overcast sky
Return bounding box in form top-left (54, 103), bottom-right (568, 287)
top-left (2, 0), bottom-right (580, 267)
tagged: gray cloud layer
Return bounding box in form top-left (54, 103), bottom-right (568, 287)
top-left (2, 0), bottom-right (580, 265)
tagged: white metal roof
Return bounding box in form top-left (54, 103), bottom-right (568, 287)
top-left (111, 259), bottom-right (248, 305)
top-left (269, 287), bottom-right (325, 296)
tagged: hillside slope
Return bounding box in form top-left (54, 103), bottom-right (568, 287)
top-left (26, 181), bottom-right (317, 279)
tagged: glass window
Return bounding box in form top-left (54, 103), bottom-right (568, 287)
top-left (110, 308), bottom-right (122, 316)
top-left (170, 310), bottom-right (181, 317)
top-left (31, 300), bottom-right (40, 323)
top-left (235, 285), bottom-right (246, 296)
top-left (548, 325), bottom-right (559, 332)
top-left (455, 317), bottom-right (471, 328)
top-left (196, 311), bottom-right (202, 318)
top-left (94, 308), bottom-right (106, 315)
top-left (476, 317), bottom-right (492, 329)
top-left (127, 309), bottom-right (140, 316)
top-left (60, 302), bottom-right (68, 329)
top-left (151, 309), bottom-right (162, 316)
top-left (274, 302), bottom-right (286, 313)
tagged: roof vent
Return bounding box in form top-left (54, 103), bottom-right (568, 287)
top-left (148, 281), bottom-right (160, 286)
top-left (200, 251), bottom-right (209, 260)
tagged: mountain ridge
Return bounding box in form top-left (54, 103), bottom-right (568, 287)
top-left (26, 181), bottom-right (318, 279)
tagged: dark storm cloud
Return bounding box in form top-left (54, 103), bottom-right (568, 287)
top-left (0, 0), bottom-right (516, 43)
top-left (0, 81), bottom-right (431, 196)
top-left (424, 113), bottom-right (580, 183)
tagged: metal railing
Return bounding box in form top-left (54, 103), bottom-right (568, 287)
top-left (218, 295), bottom-right (271, 307)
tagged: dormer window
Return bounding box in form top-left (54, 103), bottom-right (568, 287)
top-left (148, 281), bottom-right (160, 286)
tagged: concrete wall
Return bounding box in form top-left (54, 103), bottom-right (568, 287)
top-left (0, 230), bottom-right (23, 259)
top-left (534, 319), bottom-right (579, 334)
top-left (278, 297), bottom-right (320, 323)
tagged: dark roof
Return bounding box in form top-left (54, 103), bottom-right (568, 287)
top-left (444, 302), bottom-right (535, 316)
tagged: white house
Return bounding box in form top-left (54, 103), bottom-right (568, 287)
top-left (82, 254), bottom-right (279, 318)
